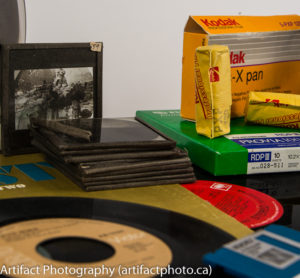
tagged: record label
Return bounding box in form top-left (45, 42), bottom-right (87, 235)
top-left (183, 180), bottom-right (284, 228)
top-left (0, 218), bottom-right (172, 277)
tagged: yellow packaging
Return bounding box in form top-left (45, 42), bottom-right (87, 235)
top-left (181, 15), bottom-right (300, 120)
top-left (246, 91), bottom-right (300, 129)
top-left (195, 45), bottom-right (231, 138)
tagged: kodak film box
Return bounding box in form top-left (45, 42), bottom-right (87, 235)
top-left (136, 110), bottom-right (300, 176)
top-left (181, 15), bottom-right (300, 120)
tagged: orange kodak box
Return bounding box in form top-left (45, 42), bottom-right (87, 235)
top-left (181, 15), bottom-right (300, 120)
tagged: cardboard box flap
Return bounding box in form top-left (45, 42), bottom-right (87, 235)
top-left (189, 15), bottom-right (300, 35)
top-left (184, 16), bottom-right (207, 34)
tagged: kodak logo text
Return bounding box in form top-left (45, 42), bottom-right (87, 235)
top-left (200, 18), bottom-right (240, 27)
top-left (230, 51), bottom-right (246, 64)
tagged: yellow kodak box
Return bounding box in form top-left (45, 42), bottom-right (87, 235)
top-left (246, 91), bottom-right (300, 129)
top-left (181, 15), bottom-right (300, 120)
top-left (195, 45), bottom-right (231, 138)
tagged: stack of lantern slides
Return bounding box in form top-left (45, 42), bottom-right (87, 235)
top-left (30, 117), bottom-right (196, 191)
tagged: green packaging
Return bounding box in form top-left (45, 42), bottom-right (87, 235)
top-left (136, 110), bottom-right (300, 176)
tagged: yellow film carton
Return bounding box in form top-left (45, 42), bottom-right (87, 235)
top-left (195, 45), bottom-right (231, 138)
top-left (246, 91), bottom-right (300, 129)
top-left (181, 15), bottom-right (300, 120)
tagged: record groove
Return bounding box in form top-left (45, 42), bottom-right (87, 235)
top-left (0, 197), bottom-right (234, 277)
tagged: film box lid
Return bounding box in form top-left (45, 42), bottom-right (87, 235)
top-left (136, 110), bottom-right (300, 176)
top-left (185, 15), bottom-right (300, 35)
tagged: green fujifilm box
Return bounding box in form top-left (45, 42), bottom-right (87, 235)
top-left (136, 110), bottom-right (300, 176)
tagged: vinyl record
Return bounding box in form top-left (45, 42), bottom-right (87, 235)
top-left (0, 197), bottom-right (234, 278)
top-left (183, 180), bottom-right (284, 228)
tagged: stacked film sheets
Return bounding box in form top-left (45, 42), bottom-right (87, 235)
top-left (30, 118), bottom-right (196, 191)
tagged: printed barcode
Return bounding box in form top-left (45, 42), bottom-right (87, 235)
top-left (225, 232), bottom-right (300, 269)
top-left (257, 247), bottom-right (295, 265)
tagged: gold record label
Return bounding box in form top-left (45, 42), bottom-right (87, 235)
top-left (0, 218), bottom-right (173, 277)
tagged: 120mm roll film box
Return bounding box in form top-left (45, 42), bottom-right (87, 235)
top-left (181, 15), bottom-right (300, 120)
